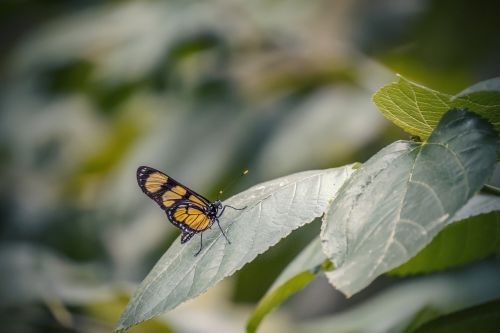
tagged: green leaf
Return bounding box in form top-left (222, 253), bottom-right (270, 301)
top-left (247, 272), bottom-right (315, 333)
top-left (391, 192), bottom-right (500, 276)
top-left (246, 238), bottom-right (328, 333)
top-left (451, 192), bottom-right (500, 222)
top-left (116, 165), bottom-right (356, 331)
top-left (321, 109), bottom-right (498, 296)
top-left (413, 299), bottom-right (500, 333)
top-left (269, 237), bottom-right (328, 291)
top-left (404, 306), bottom-right (443, 333)
top-left (390, 212), bottom-right (500, 276)
top-left (372, 75), bottom-right (500, 141)
top-left (456, 77), bottom-right (500, 96)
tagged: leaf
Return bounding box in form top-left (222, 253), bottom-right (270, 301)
top-left (413, 299), bottom-right (500, 333)
top-left (247, 272), bottom-right (315, 333)
top-left (456, 77), bottom-right (500, 96)
top-left (372, 75), bottom-right (500, 141)
top-left (85, 296), bottom-right (175, 333)
top-left (268, 237), bottom-right (328, 291)
top-left (116, 165), bottom-right (356, 331)
top-left (390, 193), bottom-right (500, 276)
top-left (403, 306), bottom-right (443, 333)
top-left (321, 109), bottom-right (498, 297)
top-left (450, 192), bottom-right (500, 222)
top-left (390, 212), bottom-right (500, 276)
top-left (246, 238), bottom-right (328, 333)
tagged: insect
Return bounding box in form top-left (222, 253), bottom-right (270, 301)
top-left (136, 166), bottom-right (246, 256)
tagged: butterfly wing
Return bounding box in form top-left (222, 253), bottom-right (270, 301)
top-left (137, 166), bottom-right (213, 242)
top-left (167, 202), bottom-right (213, 243)
top-left (137, 166), bottom-right (211, 210)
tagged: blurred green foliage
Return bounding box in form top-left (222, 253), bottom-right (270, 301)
top-left (1, 1), bottom-right (499, 332)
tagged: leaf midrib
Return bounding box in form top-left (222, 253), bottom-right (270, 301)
top-left (367, 144), bottom-right (422, 279)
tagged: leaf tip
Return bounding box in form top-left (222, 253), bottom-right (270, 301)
top-left (114, 311), bottom-right (139, 333)
top-left (114, 324), bottom-right (127, 333)
top-left (352, 162), bottom-right (363, 170)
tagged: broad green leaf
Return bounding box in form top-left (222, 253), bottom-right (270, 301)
top-left (321, 109), bottom-right (498, 296)
top-left (390, 212), bottom-right (500, 276)
top-left (372, 75), bottom-right (500, 141)
top-left (413, 299), bottom-right (500, 333)
top-left (117, 165), bottom-right (356, 331)
top-left (390, 193), bottom-right (500, 276)
top-left (246, 238), bottom-right (328, 333)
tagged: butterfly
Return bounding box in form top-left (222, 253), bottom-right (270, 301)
top-left (136, 166), bottom-right (245, 256)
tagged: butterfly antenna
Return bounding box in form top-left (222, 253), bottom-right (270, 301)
top-left (217, 169), bottom-right (249, 200)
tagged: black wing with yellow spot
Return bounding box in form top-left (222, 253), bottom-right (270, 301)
top-left (136, 166), bottom-right (210, 211)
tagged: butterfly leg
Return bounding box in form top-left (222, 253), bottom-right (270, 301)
top-left (194, 233), bottom-right (203, 256)
top-left (217, 204), bottom-right (247, 218)
top-left (216, 218), bottom-right (231, 245)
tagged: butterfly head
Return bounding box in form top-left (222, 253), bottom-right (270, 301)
top-left (208, 200), bottom-right (223, 219)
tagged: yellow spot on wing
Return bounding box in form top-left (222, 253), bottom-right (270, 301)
top-left (145, 172), bottom-right (168, 193)
top-left (172, 186), bottom-right (187, 196)
top-left (173, 206), bottom-right (210, 229)
top-left (192, 215), bottom-right (210, 230)
top-left (187, 208), bottom-right (203, 215)
top-left (185, 215), bottom-right (197, 225)
top-left (189, 195), bottom-right (206, 206)
top-left (163, 200), bottom-right (175, 207)
top-left (163, 191), bottom-right (182, 201)
top-left (174, 208), bottom-right (187, 219)
top-left (186, 214), bottom-right (210, 230)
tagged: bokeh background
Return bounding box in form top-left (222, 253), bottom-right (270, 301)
top-left (1, 1), bottom-right (499, 333)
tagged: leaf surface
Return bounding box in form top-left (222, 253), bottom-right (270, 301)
top-left (390, 212), bottom-right (500, 276)
top-left (117, 165), bottom-right (356, 331)
top-left (321, 109), bottom-right (497, 296)
top-left (390, 192), bottom-right (500, 275)
top-left (373, 76), bottom-right (500, 142)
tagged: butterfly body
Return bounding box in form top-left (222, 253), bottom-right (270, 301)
top-left (136, 166), bottom-right (241, 255)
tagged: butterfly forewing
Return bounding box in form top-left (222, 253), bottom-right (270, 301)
top-left (137, 166), bottom-right (210, 211)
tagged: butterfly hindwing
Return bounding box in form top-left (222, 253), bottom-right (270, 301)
top-left (181, 231), bottom-right (195, 244)
top-left (137, 166), bottom-right (210, 211)
top-left (167, 202), bottom-right (212, 232)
